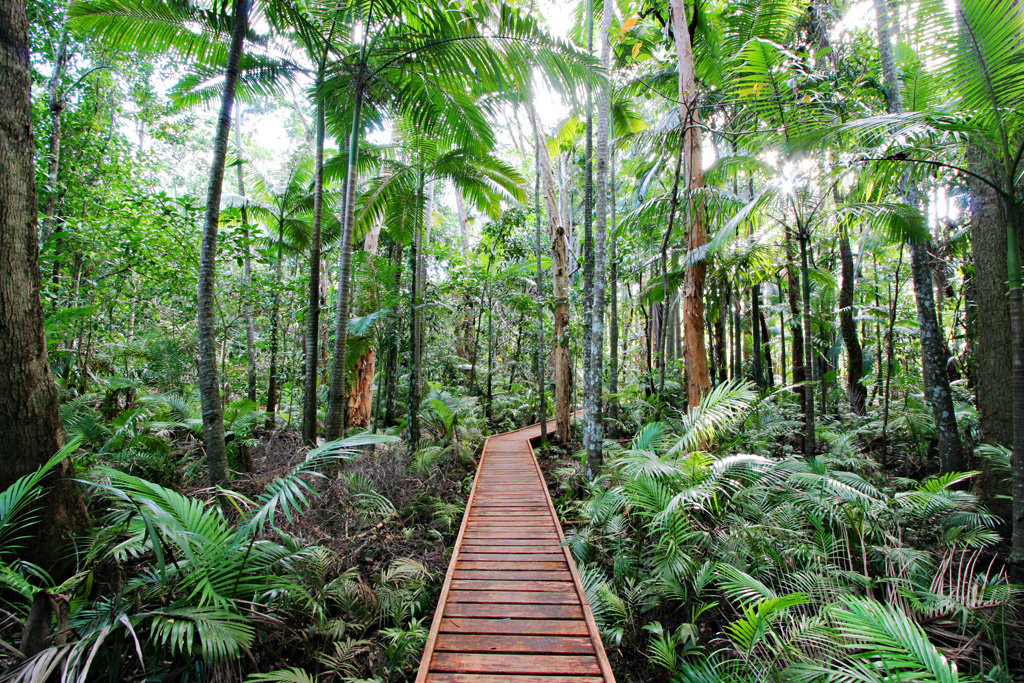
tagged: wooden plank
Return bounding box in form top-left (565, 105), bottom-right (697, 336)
top-left (434, 634), bottom-right (594, 654)
top-left (453, 570), bottom-right (573, 581)
top-left (438, 618), bottom-right (589, 636)
top-left (458, 553), bottom-right (565, 561)
top-left (426, 675), bottom-right (602, 683)
top-left (456, 561), bottom-right (569, 571)
top-left (443, 603), bottom-right (584, 620)
top-left (450, 579), bottom-right (576, 592)
top-left (430, 653), bottom-right (602, 675)
top-left (447, 590), bottom-right (578, 605)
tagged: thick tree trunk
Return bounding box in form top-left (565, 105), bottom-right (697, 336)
top-left (969, 156), bottom-right (1012, 447)
top-left (528, 101), bottom-right (572, 442)
top-left (0, 0), bottom-right (89, 576)
top-left (584, 0), bottom-right (612, 471)
top-left (302, 90), bottom-right (326, 444)
top-left (669, 0), bottom-right (712, 408)
top-left (197, 0), bottom-right (249, 485)
top-left (234, 110), bottom-right (257, 404)
top-left (839, 221), bottom-right (866, 414)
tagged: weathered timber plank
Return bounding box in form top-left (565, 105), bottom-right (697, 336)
top-left (438, 618), bottom-right (589, 636)
top-left (434, 634), bottom-right (594, 654)
top-left (430, 653), bottom-right (602, 675)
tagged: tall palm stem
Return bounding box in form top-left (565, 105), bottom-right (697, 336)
top-left (198, 0), bottom-right (250, 485)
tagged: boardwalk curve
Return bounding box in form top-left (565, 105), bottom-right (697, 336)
top-left (415, 420), bottom-right (616, 683)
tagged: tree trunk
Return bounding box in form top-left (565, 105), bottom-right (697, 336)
top-left (324, 81), bottom-right (364, 441)
top-left (528, 101), bottom-right (572, 442)
top-left (839, 220), bottom-right (866, 414)
top-left (751, 284), bottom-right (763, 387)
top-left (384, 243), bottom-right (403, 427)
top-left (197, 0), bottom-right (249, 485)
top-left (608, 149), bottom-right (620, 425)
top-left (408, 175), bottom-right (425, 452)
top-left (798, 226), bottom-right (816, 457)
top-left (584, 0), bottom-right (612, 471)
top-left (969, 155), bottom-right (1012, 447)
top-left (785, 227), bottom-right (806, 434)
top-left (234, 110), bottom-right (258, 404)
top-left (0, 0), bottom-right (89, 577)
top-left (265, 219), bottom-right (285, 426)
top-left (669, 0), bottom-right (712, 408)
top-left (302, 86), bottom-right (326, 444)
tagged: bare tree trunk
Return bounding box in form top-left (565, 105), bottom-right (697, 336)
top-left (584, 0), bottom-right (612, 471)
top-left (197, 0), bottom-right (249, 485)
top-left (608, 149), bottom-right (620, 425)
top-left (669, 0), bottom-right (712, 408)
top-left (534, 146), bottom-right (547, 443)
top-left (798, 225), bottom-right (816, 457)
top-left (302, 88), bottom-right (326, 444)
top-left (0, 0), bottom-right (88, 576)
top-left (234, 110), bottom-right (257, 404)
top-left (265, 219), bottom-right (285, 426)
top-left (528, 101), bottom-right (573, 442)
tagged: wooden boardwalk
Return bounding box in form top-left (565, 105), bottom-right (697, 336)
top-left (415, 420), bottom-right (615, 683)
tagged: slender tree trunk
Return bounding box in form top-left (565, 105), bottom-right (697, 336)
top-left (608, 149), bottom-right (620, 425)
top-left (585, 0), bottom-right (612, 471)
top-left (798, 225), bottom-right (816, 457)
top-left (302, 85), bottom-right (326, 444)
top-left (839, 220), bottom-right (866, 414)
top-left (659, 143), bottom-right (684, 396)
top-left (874, 0), bottom-right (963, 472)
top-left (197, 0), bottom-right (249, 485)
top-left (324, 79), bottom-right (364, 441)
top-left (528, 101), bottom-right (572, 442)
top-left (408, 174), bottom-right (425, 452)
top-left (715, 286), bottom-right (727, 383)
top-left (581, 0), bottom-right (596, 459)
top-left (234, 110), bottom-right (257, 404)
top-left (265, 219), bottom-right (285, 426)
top-left (0, 0), bottom-right (88, 576)
top-left (669, 0), bottom-right (712, 408)
top-left (384, 243), bottom-right (403, 427)
top-left (760, 310), bottom-right (775, 387)
top-left (751, 283), bottom-right (763, 387)
top-left (785, 227), bottom-right (806, 437)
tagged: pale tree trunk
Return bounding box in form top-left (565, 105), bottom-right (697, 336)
top-left (234, 109), bottom-right (257, 404)
top-left (584, 0), bottom-right (612, 471)
top-left (669, 0), bottom-right (712, 408)
top-left (528, 101), bottom-right (573, 442)
top-left (785, 227), bottom-right (806, 450)
top-left (1, 0), bottom-right (89, 578)
top-left (874, 0), bottom-right (964, 473)
top-left (582, 0), bottom-right (595, 458)
top-left (197, 0), bottom-right (249, 485)
top-left (302, 88), bottom-right (326, 444)
top-left (347, 215), bottom-right (383, 427)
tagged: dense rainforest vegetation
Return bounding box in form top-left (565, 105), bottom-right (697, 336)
top-left (2, 0), bottom-right (1024, 678)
